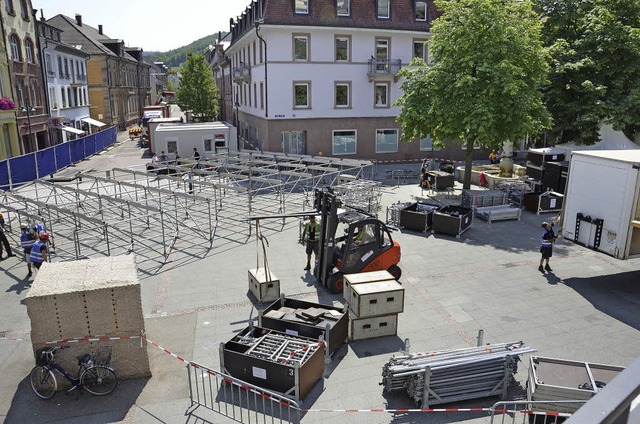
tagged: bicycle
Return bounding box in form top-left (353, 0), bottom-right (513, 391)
top-left (30, 345), bottom-right (118, 399)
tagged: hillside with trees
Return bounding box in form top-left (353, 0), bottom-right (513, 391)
top-left (144, 32), bottom-right (228, 68)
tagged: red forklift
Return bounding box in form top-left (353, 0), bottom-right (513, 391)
top-left (314, 188), bottom-right (401, 294)
top-left (251, 187), bottom-right (402, 294)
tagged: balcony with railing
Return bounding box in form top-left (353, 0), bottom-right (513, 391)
top-left (367, 59), bottom-right (402, 82)
top-left (47, 70), bottom-right (56, 79)
top-left (72, 74), bottom-right (87, 85)
top-left (232, 64), bottom-right (251, 82)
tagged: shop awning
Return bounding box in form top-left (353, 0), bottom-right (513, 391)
top-left (81, 117), bottom-right (106, 127)
top-left (59, 126), bottom-right (85, 135)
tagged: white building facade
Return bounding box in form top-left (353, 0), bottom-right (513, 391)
top-left (38, 20), bottom-right (91, 143)
top-left (219, 0), bottom-right (437, 161)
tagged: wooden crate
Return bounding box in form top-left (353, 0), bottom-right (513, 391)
top-left (248, 267), bottom-right (280, 303)
top-left (343, 271), bottom-right (396, 307)
top-left (348, 280), bottom-right (404, 318)
top-left (349, 312), bottom-right (398, 340)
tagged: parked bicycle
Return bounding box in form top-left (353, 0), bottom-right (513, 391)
top-left (30, 345), bottom-right (118, 399)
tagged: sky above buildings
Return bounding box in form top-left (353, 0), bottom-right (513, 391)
top-left (34, 0), bottom-right (250, 52)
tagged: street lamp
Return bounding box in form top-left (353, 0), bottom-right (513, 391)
top-left (20, 100), bottom-right (36, 150)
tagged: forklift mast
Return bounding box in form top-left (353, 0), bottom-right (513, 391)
top-left (315, 188), bottom-right (340, 289)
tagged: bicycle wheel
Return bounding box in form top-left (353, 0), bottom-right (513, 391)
top-left (81, 366), bottom-right (117, 395)
top-left (30, 366), bottom-right (57, 399)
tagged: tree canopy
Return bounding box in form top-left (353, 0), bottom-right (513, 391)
top-left (396, 0), bottom-right (550, 188)
top-left (536, 0), bottom-right (640, 144)
top-left (176, 53), bottom-right (220, 122)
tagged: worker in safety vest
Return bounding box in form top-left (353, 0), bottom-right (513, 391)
top-left (302, 215), bottom-right (320, 271)
top-left (20, 223), bottom-right (36, 277)
top-left (29, 232), bottom-right (49, 270)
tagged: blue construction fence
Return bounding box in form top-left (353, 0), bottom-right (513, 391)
top-left (0, 126), bottom-right (117, 191)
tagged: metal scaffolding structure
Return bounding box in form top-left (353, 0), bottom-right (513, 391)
top-left (0, 152), bottom-right (375, 265)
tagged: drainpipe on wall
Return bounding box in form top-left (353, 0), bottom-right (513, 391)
top-left (255, 21), bottom-right (268, 118)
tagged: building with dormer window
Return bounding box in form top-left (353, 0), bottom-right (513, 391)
top-left (37, 17), bottom-right (91, 144)
top-left (215, 0), bottom-right (439, 160)
top-left (45, 14), bottom-right (151, 130)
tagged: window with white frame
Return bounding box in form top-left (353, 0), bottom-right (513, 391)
top-left (335, 36), bottom-right (349, 61)
top-left (413, 39), bottom-right (427, 61)
top-left (377, 0), bottom-right (390, 18)
top-left (332, 130), bottom-right (356, 155)
top-left (337, 0), bottom-right (350, 16)
top-left (295, 0), bottom-right (309, 14)
top-left (375, 83), bottom-right (389, 107)
top-left (420, 135), bottom-right (440, 150)
top-left (335, 82), bottom-right (350, 108)
top-left (25, 38), bottom-right (34, 63)
top-left (293, 34), bottom-right (309, 61)
top-left (415, 1), bottom-right (427, 21)
top-left (376, 129), bottom-right (398, 153)
top-left (9, 35), bottom-right (20, 61)
top-left (294, 82), bottom-right (310, 108)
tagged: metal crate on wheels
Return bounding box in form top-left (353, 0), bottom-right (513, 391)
top-left (258, 295), bottom-right (348, 357)
top-left (523, 191), bottom-right (564, 214)
top-left (432, 205), bottom-right (473, 237)
top-left (220, 325), bottom-right (325, 402)
top-left (399, 202), bottom-right (440, 232)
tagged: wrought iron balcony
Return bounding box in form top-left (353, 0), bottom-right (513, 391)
top-left (367, 59), bottom-right (402, 82)
top-left (232, 64), bottom-right (251, 82)
top-left (72, 74), bottom-right (87, 85)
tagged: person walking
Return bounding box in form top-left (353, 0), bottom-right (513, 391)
top-left (302, 215), bottom-right (320, 271)
top-left (20, 223), bottom-right (35, 276)
top-left (539, 215), bottom-right (561, 273)
top-left (0, 216), bottom-right (13, 260)
top-left (193, 148), bottom-right (200, 160)
top-left (29, 232), bottom-right (49, 271)
top-left (159, 151), bottom-right (168, 163)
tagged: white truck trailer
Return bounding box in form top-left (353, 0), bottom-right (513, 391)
top-left (152, 122), bottom-right (237, 160)
top-left (561, 150), bottom-right (640, 259)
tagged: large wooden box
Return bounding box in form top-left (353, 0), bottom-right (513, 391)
top-left (259, 297), bottom-right (348, 356)
top-left (432, 205), bottom-right (473, 237)
top-left (221, 326), bottom-right (325, 401)
top-left (25, 256), bottom-right (151, 385)
top-left (248, 267), bottom-right (280, 303)
top-left (348, 280), bottom-right (404, 318)
top-left (344, 270), bottom-right (396, 307)
top-left (349, 312), bottom-right (398, 341)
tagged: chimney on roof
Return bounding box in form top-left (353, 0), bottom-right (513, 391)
top-left (98, 25), bottom-right (103, 35)
top-left (75, 14), bottom-right (82, 26)
top-left (39, 9), bottom-right (45, 22)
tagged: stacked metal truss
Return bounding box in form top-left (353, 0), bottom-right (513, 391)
top-left (460, 190), bottom-right (509, 208)
top-left (381, 342), bottom-right (536, 407)
top-left (332, 179), bottom-right (382, 214)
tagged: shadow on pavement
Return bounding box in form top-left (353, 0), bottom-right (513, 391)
top-left (5, 375), bottom-right (148, 423)
top-left (563, 270), bottom-right (640, 331)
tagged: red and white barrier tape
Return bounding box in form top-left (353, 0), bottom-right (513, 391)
top-left (140, 332), bottom-right (189, 363)
top-left (1, 334), bottom-right (141, 344)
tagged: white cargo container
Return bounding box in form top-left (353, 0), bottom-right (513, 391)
top-left (562, 150), bottom-right (640, 259)
top-left (152, 122), bottom-right (238, 160)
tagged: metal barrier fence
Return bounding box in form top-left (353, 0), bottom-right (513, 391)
top-left (187, 361), bottom-right (301, 424)
top-left (0, 126), bottom-right (117, 191)
top-left (490, 400), bottom-right (587, 424)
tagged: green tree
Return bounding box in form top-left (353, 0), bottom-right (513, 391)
top-left (167, 79), bottom-right (175, 92)
top-left (176, 52), bottom-right (219, 122)
top-left (537, 0), bottom-right (640, 144)
top-left (396, 0), bottom-right (550, 189)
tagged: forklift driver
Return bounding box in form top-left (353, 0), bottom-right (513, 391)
top-left (353, 225), bottom-right (373, 246)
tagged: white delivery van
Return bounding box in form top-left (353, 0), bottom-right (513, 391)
top-left (152, 122), bottom-right (238, 159)
top-left (562, 150), bottom-right (640, 259)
